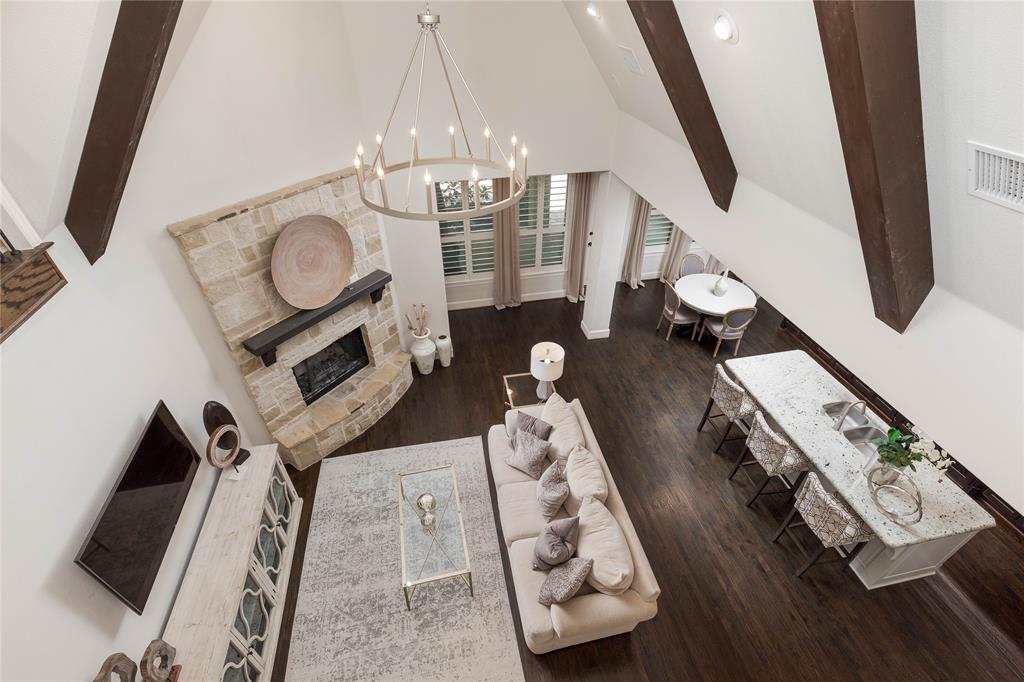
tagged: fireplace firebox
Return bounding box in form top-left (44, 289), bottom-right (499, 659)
top-left (292, 328), bottom-right (369, 405)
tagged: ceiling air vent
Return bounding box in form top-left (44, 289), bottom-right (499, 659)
top-left (618, 45), bottom-right (645, 76)
top-left (966, 141), bottom-right (1023, 213)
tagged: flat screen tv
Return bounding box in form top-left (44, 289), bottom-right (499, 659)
top-left (75, 400), bottom-right (200, 614)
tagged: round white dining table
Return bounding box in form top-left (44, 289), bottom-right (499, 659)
top-left (673, 273), bottom-right (756, 316)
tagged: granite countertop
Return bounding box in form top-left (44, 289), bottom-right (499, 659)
top-left (725, 350), bottom-right (996, 549)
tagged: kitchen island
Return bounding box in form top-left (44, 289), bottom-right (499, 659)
top-left (725, 350), bottom-right (995, 588)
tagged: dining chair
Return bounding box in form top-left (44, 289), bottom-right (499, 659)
top-left (697, 363), bottom-right (756, 453)
top-left (772, 472), bottom-right (874, 577)
top-left (728, 410), bottom-right (810, 508)
top-left (697, 306), bottom-right (759, 357)
top-left (656, 282), bottom-right (700, 341)
top-left (679, 252), bottom-right (705, 278)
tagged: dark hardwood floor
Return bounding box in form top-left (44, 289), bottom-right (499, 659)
top-left (274, 282), bottom-right (1024, 681)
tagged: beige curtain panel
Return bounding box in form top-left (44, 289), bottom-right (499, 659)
top-left (620, 194), bottom-right (651, 289)
top-left (492, 177), bottom-right (521, 310)
top-left (565, 172), bottom-right (594, 303)
top-left (658, 225), bottom-right (693, 283)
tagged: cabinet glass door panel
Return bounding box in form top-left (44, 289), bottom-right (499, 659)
top-left (233, 572), bottom-right (273, 659)
top-left (266, 470), bottom-right (295, 532)
top-left (223, 637), bottom-right (260, 682)
top-left (252, 509), bottom-right (285, 586)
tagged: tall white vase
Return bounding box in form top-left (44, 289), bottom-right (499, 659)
top-left (435, 334), bottom-right (453, 367)
top-left (410, 329), bottom-right (436, 375)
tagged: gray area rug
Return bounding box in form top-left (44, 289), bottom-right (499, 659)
top-left (286, 437), bottom-right (525, 681)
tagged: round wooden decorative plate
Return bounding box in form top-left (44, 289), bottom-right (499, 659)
top-left (271, 215), bottom-right (354, 310)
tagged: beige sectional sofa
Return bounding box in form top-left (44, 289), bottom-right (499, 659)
top-left (486, 398), bottom-right (660, 654)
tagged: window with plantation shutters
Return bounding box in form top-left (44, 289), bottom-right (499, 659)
top-left (518, 174), bottom-right (568, 270)
top-left (436, 179), bottom-right (493, 277)
top-left (437, 173), bottom-right (569, 280)
top-left (645, 207), bottom-right (674, 247)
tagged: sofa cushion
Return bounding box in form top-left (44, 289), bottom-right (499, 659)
top-left (550, 589), bottom-right (658, 641)
top-left (538, 558), bottom-right (592, 606)
top-left (576, 497), bottom-right (634, 595)
top-left (533, 516), bottom-right (579, 571)
top-left (506, 430), bottom-right (550, 479)
top-left (514, 411), bottom-right (553, 441)
top-left (537, 461), bottom-right (569, 519)
top-left (541, 393), bottom-right (585, 466)
top-left (509, 539), bottom-right (556, 651)
top-left (564, 445), bottom-right (608, 516)
top-left (497, 482), bottom-right (566, 546)
top-left (487, 425), bottom-right (534, 488)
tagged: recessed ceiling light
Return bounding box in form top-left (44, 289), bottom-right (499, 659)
top-left (713, 10), bottom-right (738, 44)
top-left (586, 2), bottom-right (601, 19)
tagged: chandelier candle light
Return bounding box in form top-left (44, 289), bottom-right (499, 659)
top-left (354, 5), bottom-right (528, 221)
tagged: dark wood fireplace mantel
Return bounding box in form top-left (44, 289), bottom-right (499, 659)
top-left (243, 269), bottom-right (392, 366)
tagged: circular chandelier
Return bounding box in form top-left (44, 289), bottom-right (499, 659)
top-left (354, 6), bottom-right (528, 221)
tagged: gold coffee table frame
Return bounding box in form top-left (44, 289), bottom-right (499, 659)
top-left (397, 464), bottom-right (473, 609)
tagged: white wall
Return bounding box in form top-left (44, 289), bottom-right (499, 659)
top-left (0, 0), bottom-right (117, 235)
top-left (612, 112), bottom-right (1024, 511)
top-left (568, 1), bottom-right (1024, 508)
top-left (341, 1), bottom-right (617, 179)
top-left (916, 1), bottom-right (1024, 328)
top-left (581, 171), bottom-right (632, 339)
top-left (0, 3), bottom-right (370, 679)
top-left (340, 1), bottom-right (618, 314)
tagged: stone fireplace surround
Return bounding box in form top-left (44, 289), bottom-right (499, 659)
top-left (168, 169), bottom-right (412, 469)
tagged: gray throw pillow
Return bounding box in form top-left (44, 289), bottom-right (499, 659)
top-left (516, 412), bottom-right (553, 440)
top-left (532, 516), bottom-right (579, 571)
top-left (538, 557), bottom-right (593, 606)
top-left (536, 461), bottom-right (569, 519)
top-left (505, 429), bottom-right (550, 479)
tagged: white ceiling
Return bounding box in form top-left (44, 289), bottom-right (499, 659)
top-left (563, 0), bottom-right (684, 147)
top-left (567, 0), bottom-right (858, 237)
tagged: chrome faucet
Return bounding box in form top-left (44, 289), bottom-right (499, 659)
top-left (833, 400), bottom-right (867, 430)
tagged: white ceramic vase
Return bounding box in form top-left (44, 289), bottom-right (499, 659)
top-left (435, 334), bottom-right (453, 367)
top-left (713, 275), bottom-right (730, 297)
top-left (410, 329), bottom-right (436, 375)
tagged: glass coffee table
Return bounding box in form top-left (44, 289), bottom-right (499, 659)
top-left (397, 464), bottom-right (473, 609)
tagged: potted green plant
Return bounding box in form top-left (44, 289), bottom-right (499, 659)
top-left (870, 428), bottom-right (922, 471)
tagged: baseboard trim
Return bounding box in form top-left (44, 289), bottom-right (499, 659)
top-left (580, 320), bottom-right (610, 340)
top-left (447, 288), bottom-right (566, 311)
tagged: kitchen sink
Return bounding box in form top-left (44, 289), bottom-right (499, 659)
top-left (823, 401), bottom-right (870, 429)
top-left (842, 426), bottom-right (886, 460)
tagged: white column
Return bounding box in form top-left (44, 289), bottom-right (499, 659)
top-left (580, 172), bottom-right (632, 340)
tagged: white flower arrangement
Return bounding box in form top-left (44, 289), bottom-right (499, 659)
top-left (910, 425), bottom-right (954, 473)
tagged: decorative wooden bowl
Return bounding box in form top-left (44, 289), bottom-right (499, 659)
top-left (271, 215), bottom-right (354, 310)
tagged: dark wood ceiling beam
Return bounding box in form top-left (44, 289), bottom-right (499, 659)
top-left (814, 0), bottom-right (934, 333)
top-left (628, 1), bottom-right (737, 211)
top-left (64, 0), bottom-right (182, 264)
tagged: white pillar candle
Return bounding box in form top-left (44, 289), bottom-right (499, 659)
top-left (377, 166), bottom-right (389, 208)
top-left (424, 169), bottom-right (433, 213)
top-left (471, 165), bottom-right (480, 209)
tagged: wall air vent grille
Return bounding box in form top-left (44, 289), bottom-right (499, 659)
top-left (966, 141), bottom-right (1023, 213)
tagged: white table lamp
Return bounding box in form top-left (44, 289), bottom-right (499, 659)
top-left (530, 342), bottom-right (565, 400)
